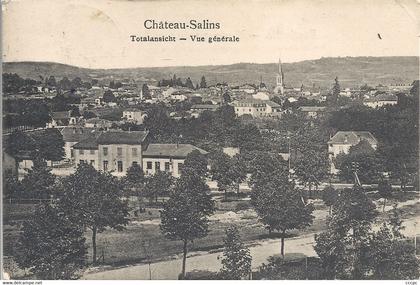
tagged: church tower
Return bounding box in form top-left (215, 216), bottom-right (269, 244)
top-left (275, 58), bottom-right (285, 95)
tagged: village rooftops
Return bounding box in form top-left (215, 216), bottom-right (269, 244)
top-left (143, 143), bottom-right (208, 159)
top-left (191, 104), bottom-right (219, 110)
top-left (233, 99), bottom-right (281, 108)
top-left (72, 136), bottom-right (99, 150)
top-left (364, 93), bottom-right (398, 102)
top-left (328, 131), bottom-right (377, 145)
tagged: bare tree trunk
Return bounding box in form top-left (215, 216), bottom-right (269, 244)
top-left (281, 229), bottom-right (286, 259)
top-left (92, 226), bottom-right (97, 264)
top-left (181, 240), bottom-right (188, 279)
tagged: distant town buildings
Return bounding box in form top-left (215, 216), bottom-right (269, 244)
top-left (363, 93), bottom-right (398, 108)
top-left (232, 99), bottom-right (282, 118)
top-left (122, 109), bottom-right (147, 124)
top-left (273, 58), bottom-right (285, 96)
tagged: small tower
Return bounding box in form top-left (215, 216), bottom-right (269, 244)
top-left (274, 58), bottom-right (285, 95)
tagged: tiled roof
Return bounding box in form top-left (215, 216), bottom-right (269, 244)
top-left (328, 131), bottom-right (378, 145)
top-left (191, 104), bottom-right (219, 110)
top-left (143, 143), bottom-right (208, 158)
top-left (61, 127), bottom-right (98, 142)
top-left (96, 131), bottom-right (148, 145)
top-left (72, 136), bottom-right (99, 149)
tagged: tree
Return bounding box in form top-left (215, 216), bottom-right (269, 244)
top-left (335, 140), bottom-right (383, 184)
top-left (223, 92), bottom-right (231, 104)
top-left (56, 163), bottom-right (129, 264)
top-left (321, 185), bottom-right (339, 215)
top-left (185, 77), bottom-right (194, 89)
top-left (330, 76), bottom-right (340, 104)
top-left (294, 149), bottom-right (329, 198)
top-left (220, 225), bottom-right (252, 280)
top-left (377, 179), bottom-right (393, 212)
top-left (183, 150), bottom-right (208, 177)
top-left (142, 84), bottom-right (151, 99)
top-left (200, 76), bottom-right (207, 89)
top-left (32, 128), bottom-right (65, 162)
top-left (103, 90), bottom-right (116, 103)
top-left (15, 203), bottom-right (87, 279)
top-left (368, 210), bottom-right (419, 279)
top-left (20, 158), bottom-right (56, 199)
top-left (144, 170), bottom-right (173, 203)
top-left (251, 172), bottom-right (314, 258)
top-left (210, 151), bottom-right (234, 198)
top-left (160, 173), bottom-right (215, 278)
top-left (123, 164), bottom-right (146, 211)
top-left (314, 186), bottom-right (378, 279)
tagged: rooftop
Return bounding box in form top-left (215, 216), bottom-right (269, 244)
top-left (96, 130), bottom-right (149, 145)
top-left (299, 106), bottom-right (327, 112)
top-left (328, 131), bottom-right (378, 145)
top-left (61, 127), bottom-right (98, 142)
top-left (143, 143), bottom-right (208, 158)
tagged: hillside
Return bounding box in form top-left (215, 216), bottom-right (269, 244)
top-left (3, 56), bottom-right (418, 88)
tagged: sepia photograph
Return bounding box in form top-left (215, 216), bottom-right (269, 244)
top-left (1, 0), bottom-right (419, 282)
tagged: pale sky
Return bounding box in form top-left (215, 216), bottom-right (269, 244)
top-left (2, 0), bottom-right (420, 68)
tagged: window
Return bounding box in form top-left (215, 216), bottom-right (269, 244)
top-left (147, 161), bottom-right (152, 170)
top-left (132, 161), bottom-right (138, 166)
top-left (155, 161), bottom-right (161, 171)
top-left (165, 162), bottom-right (170, 171)
top-left (79, 149), bottom-right (84, 155)
top-left (178, 163), bottom-right (184, 174)
top-left (90, 160), bottom-right (95, 165)
top-left (103, 160), bottom-right (108, 171)
top-left (90, 149), bottom-right (95, 155)
top-left (71, 149), bottom-right (74, 158)
top-left (117, 147), bottom-right (123, 156)
top-left (117, 161), bottom-right (123, 172)
top-left (103, 147), bottom-right (108, 156)
top-left (132, 148), bottom-right (138, 156)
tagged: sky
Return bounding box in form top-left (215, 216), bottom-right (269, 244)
top-left (2, 0), bottom-right (419, 68)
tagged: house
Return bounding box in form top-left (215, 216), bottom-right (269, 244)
top-left (143, 143), bottom-right (207, 177)
top-left (190, 104), bottom-right (219, 116)
top-left (72, 130), bottom-right (206, 177)
top-left (122, 109), bottom-right (147, 124)
top-left (298, 106), bottom-right (327, 118)
top-left (328, 131), bottom-right (378, 174)
top-left (47, 110), bottom-right (79, 128)
top-left (232, 99), bottom-right (281, 118)
top-left (363, 93), bottom-right (398, 108)
top-left (61, 127), bottom-right (98, 160)
top-left (252, 91), bottom-right (271, 101)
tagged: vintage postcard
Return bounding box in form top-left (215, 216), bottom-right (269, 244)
top-left (1, 0), bottom-right (419, 282)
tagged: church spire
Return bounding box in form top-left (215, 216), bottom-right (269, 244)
top-left (275, 58), bottom-right (285, 95)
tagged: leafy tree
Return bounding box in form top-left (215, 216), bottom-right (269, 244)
top-left (233, 124), bottom-right (264, 152)
top-left (330, 76), bottom-right (340, 104)
top-left (183, 150), bottom-right (208, 177)
top-left (103, 90), bottom-right (117, 103)
top-left (4, 130), bottom-right (36, 158)
top-left (160, 172), bottom-right (215, 278)
top-left (377, 179), bottom-right (393, 212)
top-left (200, 76), bottom-right (207, 89)
top-left (15, 203), bottom-right (87, 279)
top-left (83, 111), bottom-right (97, 119)
top-left (210, 151), bottom-right (234, 197)
top-left (47, 76), bottom-right (57, 87)
top-left (220, 225), bottom-right (252, 280)
top-left (142, 84), bottom-right (151, 99)
top-left (321, 185), bottom-right (339, 215)
top-left (368, 210), bottom-right (419, 279)
top-left (20, 158), bottom-right (56, 199)
top-left (294, 149), bottom-right (329, 198)
top-left (335, 140), bottom-right (383, 184)
top-left (251, 172), bottom-right (314, 258)
top-left (56, 163), bottom-right (129, 264)
top-left (144, 170), bottom-right (173, 203)
top-left (223, 92), bottom-right (231, 104)
top-left (123, 164), bottom-right (146, 212)
top-left (314, 186), bottom-right (378, 279)
top-left (248, 151), bottom-right (288, 186)
top-left (32, 128), bottom-right (65, 162)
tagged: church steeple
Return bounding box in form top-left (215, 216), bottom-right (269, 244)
top-left (275, 58), bottom-right (285, 95)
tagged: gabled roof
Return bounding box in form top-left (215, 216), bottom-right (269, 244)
top-left (96, 131), bottom-right (148, 145)
top-left (143, 143), bottom-right (208, 158)
top-left (72, 136), bottom-right (99, 150)
top-left (61, 127), bottom-right (98, 142)
top-left (51, 111), bottom-right (72, 120)
top-left (328, 131), bottom-right (378, 145)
